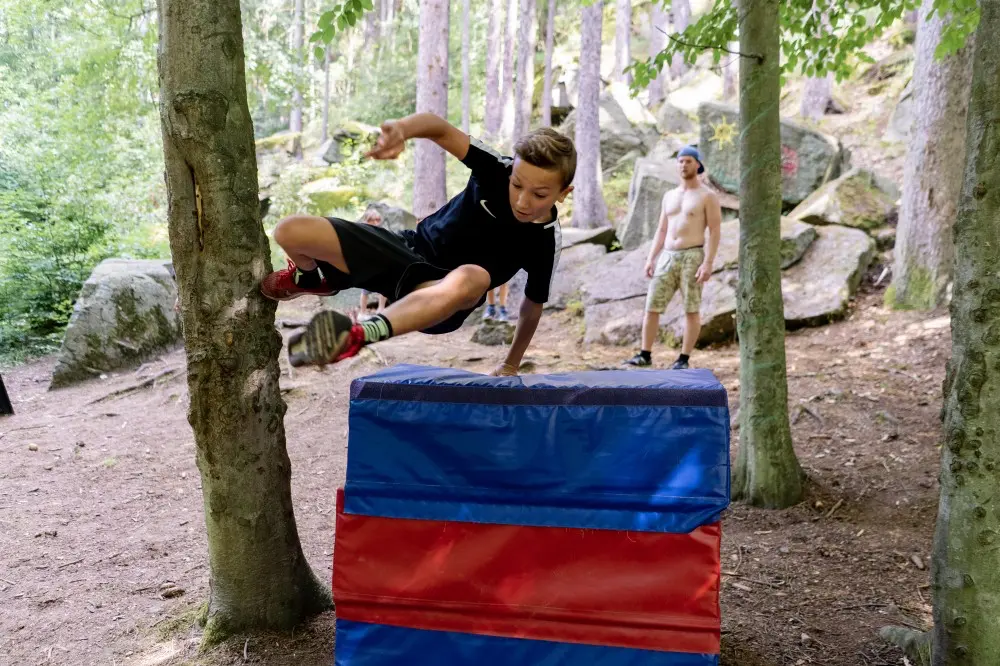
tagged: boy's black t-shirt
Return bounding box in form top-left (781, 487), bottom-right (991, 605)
top-left (410, 137), bottom-right (561, 305)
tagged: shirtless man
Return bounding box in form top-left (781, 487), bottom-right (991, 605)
top-left (624, 146), bottom-right (721, 369)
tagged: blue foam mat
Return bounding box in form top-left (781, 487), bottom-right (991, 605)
top-left (345, 365), bottom-right (730, 533)
top-left (335, 620), bottom-right (719, 666)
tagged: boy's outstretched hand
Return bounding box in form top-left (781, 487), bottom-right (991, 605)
top-left (365, 120), bottom-right (406, 160)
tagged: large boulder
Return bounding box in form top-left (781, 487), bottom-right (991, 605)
top-left (656, 102), bottom-right (696, 136)
top-left (617, 157), bottom-right (682, 250)
top-left (788, 168), bottom-right (897, 232)
top-left (505, 243), bottom-right (609, 314)
top-left (319, 121), bottom-right (380, 164)
top-left (559, 93), bottom-right (652, 170)
top-left (667, 70), bottom-right (724, 113)
top-left (560, 225), bottom-right (618, 250)
top-left (51, 260), bottom-right (182, 388)
top-left (782, 224), bottom-right (875, 326)
top-left (698, 101), bottom-right (845, 207)
top-left (299, 178), bottom-right (370, 215)
top-left (580, 241), bottom-right (654, 306)
top-left (362, 202), bottom-right (419, 232)
top-left (713, 218), bottom-right (817, 272)
top-left (583, 271), bottom-right (738, 348)
top-left (472, 319), bottom-right (515, 346)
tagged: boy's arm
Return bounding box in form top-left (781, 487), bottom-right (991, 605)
top-left (366, 112), bottom-right (471, 162)
top-left (696, 191), bottom-right (723, 283)
top-left (491, 298), bottom-right (543, 376)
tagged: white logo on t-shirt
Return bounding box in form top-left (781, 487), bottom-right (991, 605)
top-left (479, 200), bottom-right (497, 219)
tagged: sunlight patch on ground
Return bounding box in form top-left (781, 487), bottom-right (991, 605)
top-left (128, 641), bottom-right (184, 666)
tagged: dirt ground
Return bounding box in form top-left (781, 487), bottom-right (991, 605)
top-left (1, 271), bottom-right (949, 666)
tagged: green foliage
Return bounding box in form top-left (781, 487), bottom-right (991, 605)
top-left (313, 0), bottom-right (376, 47)
top-left (930, 0), bottom-right (980, 58)
top-left (629, 0), bottom-right (977, 93)
top-left (0, 0), bottom-right (167, 362)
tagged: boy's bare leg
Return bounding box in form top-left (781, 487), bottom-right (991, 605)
top-left (381, 265), bottom-right (490, 336)
top-left (498, 283), bottom-right (509, 306)
top-left (641, 310), bottom-right (661, 352)
top-left (272, 214), bottom-right (350, 273)
top-left (681, 312), bottom-right (701, 355)
top-left (486, 289), bottom-right (496, 305)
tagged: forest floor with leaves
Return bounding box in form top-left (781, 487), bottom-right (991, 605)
top-left (0, 268), bottom-right (949, 666)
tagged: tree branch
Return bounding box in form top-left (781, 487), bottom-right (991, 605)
top-left (656, 26), bottom-right (763, 63)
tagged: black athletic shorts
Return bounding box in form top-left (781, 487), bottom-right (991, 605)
top-left (314, 217), bottom-right (486, 335)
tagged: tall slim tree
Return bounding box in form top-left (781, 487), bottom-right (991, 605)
top-left (485, 0), bottom-right (504, 141)
top-left (501, 0), bottom-right (518, 144)
top-left (321, 47), bottom-right (331, 143)
top-left (930, 3), bottom-right (1000, 661)
top-left (540, 0), bottom-right (557, 126)
top-left (731, 0), bottom-right (804, 508)
top-left (648, 3), bottom-right (669, 106)
top-left (156, 0), bottom-right (330, 642)
top-left (670, 0), bottom-right (691, 78)
top-left (614, 0), bottom-right (632, 84)
top-left (513, 0), bottom-right (537, 140)
top-left (574, 0), bottom-right (608, 229)
top-left (461, 0), bottom-right (472, 133)
top-left (289, 0), bottom-right (305, 159)
top-left (414, 0), bottom-right (451, 218)
top-left (889, 0), bottom-right (975, 311)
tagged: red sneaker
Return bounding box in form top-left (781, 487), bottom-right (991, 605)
top-left (287, 309), bottom-right (366, 368)
top-left (261, 260), bottom-right (338, 301)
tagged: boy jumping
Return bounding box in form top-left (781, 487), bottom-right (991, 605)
top-left (260, 112), bottom-right (575, 377)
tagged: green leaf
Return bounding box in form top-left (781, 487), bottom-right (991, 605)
top-left (346, 11), bottom-right (358, 27)
top-left (314, 45), bottom-right (326, 60)
top-left (318, 10), bottom-right (337, 30)
top-left (338, 14), bottom-right (348, 30)
top-left (361, 0), bottom-right (375, 9)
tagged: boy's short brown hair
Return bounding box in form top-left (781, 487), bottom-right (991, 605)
top-left (513, 127), bottom-right (577, 189)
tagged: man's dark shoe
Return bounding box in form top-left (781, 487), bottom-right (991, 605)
top-left (671, 358), bottom-right (689, 370)
top-left (624, 353), bottom-right (652, 367)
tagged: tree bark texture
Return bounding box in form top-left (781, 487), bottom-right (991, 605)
top-left (513, 0), bottom-right (537, 140)
top-left (670, 0), bottom-right (691, 79)
top-left (485, 0), bottom-right (504, 140)
top-left (461, 0), bottom-right (472, 133)
top-left (574, 0), bottom-right (608, 229)
top-left (541, 0), bottom-right (557, 126)
top-left (155, 0), bottom-right (330, 642)
top-left (931, 2), bottom-right (1000, 662)
top-left (289, 0), bottom-right (304, 159)
top-left (414, 0), bottom-right (450, 218)
top-left (614, 0), bottom-right (632, 84)
top-left (648, 3), bottom-right (668, 106)
top-left (731, 0), bottom-right (804, 508)
top-left (889, 0), bottom-right (975, 311)
top-left (501, 0), bottom-right (518, 145)
top-left (322, 47), bottom-right (331, 143)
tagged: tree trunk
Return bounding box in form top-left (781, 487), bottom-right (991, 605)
top-left (731, 0), bottom-right (803, 508)
top-left (800, 74), bottom-right (832, 120)
top-left (0, 374), bottom-right (12, 416)
top-left (574, 0), bottom-right (608, 229)
top-left (931, 3), bottom-right (1000, 663)
top-left (321, 47), bottom-right (331, 143)
top-left (364, 4), bottom-right (380, 46)
top-left (414, 0), bottom-right (450, 218)
top-left (461, 0), bottom-right (472, 133)
top-left (888, 0), bottom-right (975, 311)
top-left (289, 0), bottom-right (305, 159)
top-left (614, 0), bottom-right (632, 84)
top-left (540, 0), bottom-right (557, 126)
top-left (155, 0), bottom-right (331, 643)
top-left (501, 0), bottom-right (517, 145)
top-left (670, 0), bottom-right (691, 79)
top-left (648, 3), bottom-right (668, 106)
top-left (484, 0), bottom-right (504, 141)
top-left (513, 0), bottom-right (537, 140)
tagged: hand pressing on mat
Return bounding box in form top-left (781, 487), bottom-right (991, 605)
top-left (489, 362), bottom-right (519, 377)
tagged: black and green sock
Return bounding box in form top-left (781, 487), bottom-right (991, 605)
top-left (360, 313), bottom-right (393, 344)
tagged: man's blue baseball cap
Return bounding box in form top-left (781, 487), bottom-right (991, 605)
top-left (678, 145), bottom-right (705, 174)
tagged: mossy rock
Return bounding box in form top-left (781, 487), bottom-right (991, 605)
top-left (51, 259), bottom-right (182, 388)
top-left (255, 131), bottom-right (302, 152)
top-left (299, 178), bottom-right (371, 216)
top-left (789, 168), bottom-right (897, 231)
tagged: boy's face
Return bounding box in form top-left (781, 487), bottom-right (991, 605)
top-left (509, 158), bottom-right (573, 223)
